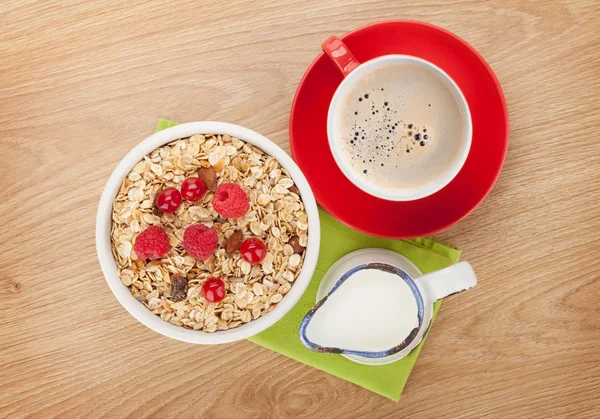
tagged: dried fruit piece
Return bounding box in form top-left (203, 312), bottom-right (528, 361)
top-left (240, 238), bottom-right (267, 264)
top-left (181, 177), bottom-right (207, 202)
top-left (134, 226), bottom-right (170, 260)
top-left (197, 167), bottom-right (218, 191)
top-left (213, 160), bottom-right (225, 172)
top-left (232, 157), bottom-right (249, 173)
top-left (288, 235), bottom-right (305, 254)
top-left (225, 229), bottom-right (243, 254)
top-left (289, 185), bottom-right (300, 195)
top-left (212, 183), bottom-right (250, 218)
top-left (202, 278), bottom-right (226, 303)
top-left (183, 224), bottom-right (218, 260)
top-left (170, 275), bottom-right (188, 301)
top-left (156, 187), bottom-right (182, 213)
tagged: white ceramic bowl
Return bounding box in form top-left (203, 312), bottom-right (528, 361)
top-left (96, 122), bottom-right (320, 344)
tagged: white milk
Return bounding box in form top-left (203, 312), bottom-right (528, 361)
top-left (305, 268), bottom-right (420, 352)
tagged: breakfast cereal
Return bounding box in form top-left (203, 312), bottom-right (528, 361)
top-left (110, 133), bottom-right (308, 332)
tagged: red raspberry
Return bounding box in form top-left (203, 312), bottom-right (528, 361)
top-left (212, 183), bottom-right (250, 218)
top-left (134, 226), bottom-right (170, 260)
top-left (183, 224), bottom-right (218, 260)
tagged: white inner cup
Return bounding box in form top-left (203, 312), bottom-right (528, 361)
top-left (327, 55), bottom-right (472, 201)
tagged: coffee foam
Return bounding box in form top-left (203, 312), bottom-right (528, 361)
top-left (333, 62), bottom-right (467, 191)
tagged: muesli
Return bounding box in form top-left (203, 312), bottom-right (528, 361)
top-left (111, 133), bottom-right (308, 332)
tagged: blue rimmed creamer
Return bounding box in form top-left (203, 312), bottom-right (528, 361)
top-left (298, 249), bottom-right (477, 365)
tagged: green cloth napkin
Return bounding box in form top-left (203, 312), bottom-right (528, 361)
top-left (155, 119), bottom-right (461, 401)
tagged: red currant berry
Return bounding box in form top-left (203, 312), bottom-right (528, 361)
top-left (240, 238), bottom-right (267, 264)
top-left (202, 278), bottom-right (225, 303)
top-left (181, 177), bottom-right (207, 202)
top-left (156, 188), bottom-right (182, 213)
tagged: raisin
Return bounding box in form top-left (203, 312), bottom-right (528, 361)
top-left (170, 275), bottom-right (188, 302)
top-left (289, 235), bottom-right (305, 254)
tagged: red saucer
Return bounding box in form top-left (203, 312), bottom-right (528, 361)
top-left (290, 21), bottom-right (509, 238)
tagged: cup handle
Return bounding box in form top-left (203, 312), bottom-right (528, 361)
top-left (417, 262), bottom-right (477, 304)
top-left (322, 36), bottom-right (360, 77)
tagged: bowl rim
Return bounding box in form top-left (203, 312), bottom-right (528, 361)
top-left (96, 122), bottom-right (320, 344)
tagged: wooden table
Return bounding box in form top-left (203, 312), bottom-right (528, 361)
top-left (1, 1), bottom-right (599, 417)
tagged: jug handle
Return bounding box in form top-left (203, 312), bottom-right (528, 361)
top-left (417, 262), bottom-right (477, 304)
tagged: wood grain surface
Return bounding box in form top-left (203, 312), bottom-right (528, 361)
top-left (1, 0), bottom-right (599, 417)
